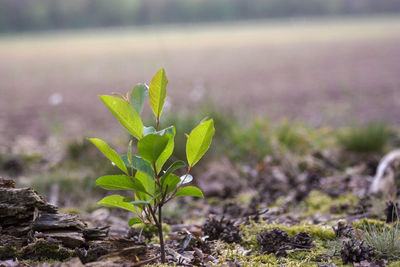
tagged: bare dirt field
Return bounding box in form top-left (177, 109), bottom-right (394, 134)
top-left (1, 16), bottom-right (400, 142)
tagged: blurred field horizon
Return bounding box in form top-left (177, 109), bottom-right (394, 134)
top-left (1, 14), bottom-right (400, 144)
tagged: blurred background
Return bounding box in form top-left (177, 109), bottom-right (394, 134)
top-left (1, 0), bottom-right (400, 143)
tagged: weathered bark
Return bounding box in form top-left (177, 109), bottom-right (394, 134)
top-left (0, 187), bottom-right (57, 224)
top-left (0, 177), bottom-right (147, 265)
top-left (33, 213), bottom-right (86, 232)
top-left (0, 177), bottom-right (15, 188)
top-left (83, 226), bottom-right (109, 240)
top-left (35, 230), bottom-right (86, 248)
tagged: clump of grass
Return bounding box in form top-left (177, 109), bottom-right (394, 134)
top-left (275, 120), bottom-right (313, 155)
top-left (337, 122), bottom-right (390, 153)
top-left (357, 218), bottom-right (400, 260)
top-left (227, 119), bottom-right (272, 163)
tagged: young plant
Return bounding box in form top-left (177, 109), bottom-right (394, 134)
top-left (89, 69), bottom-right (214, 263)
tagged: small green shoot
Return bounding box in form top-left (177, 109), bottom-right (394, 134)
top-left (89, 69), bottom-right (214, 263)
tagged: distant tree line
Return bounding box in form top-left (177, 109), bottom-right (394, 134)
top-left (1, 0), bottom-right (400, 33)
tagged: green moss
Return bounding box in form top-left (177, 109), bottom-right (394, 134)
top-left (301, 190), bottom-right (358, 216)
top-left (241, 219), bottom-right (336, 251)
top-left (18, 239), bottom-right (73, 261)
top-left (251, 254), bottom-right (279, 264)
top-left (237, 219), bottom-right (340, 266)
top-left (388, 261), bottom-right (400, 267)
top-left (59, 207), bottom-right (80, 215)
top-left (0, 245), bottom-right (18, 260)
top-left (199, 222), bottom-right (341, 266)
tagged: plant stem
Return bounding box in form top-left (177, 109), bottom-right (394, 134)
top-left (147, 203), bottom-right (166, 263)
top-left (157, 204), bottom-right (166, 263)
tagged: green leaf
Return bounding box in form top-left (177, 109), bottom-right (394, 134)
top-left (99, 95), bottom-right (143, 140)
top-left (98, 195), bottom-right (138, 213)
top-left (175, 186), bottom-right (204, 198)
top-left (89, 138), bottom-right (127, 174)
top-left (159, 160), bottom-right (186, 184)
top-left (144, 125), bottom-right (174, 137)
top-left (186, 119), bottom-right (215, 167)
top-left (178, 174), bottom-right (193, 186)
top-left (144, 125), bottom-right (176, 173)
top-left (149, 68), bottom-right (168, 119)
top-left (111, 92), bottom-right (126, 100)
top-left (161, 174), bottom-right (180, 195)
top-left (135, 171), bottom-right (155, 201)
top-left (143, 126), bottom-right (156, 136)
top-left (128, 218), bottom-right (143, 226)
top-left (155, 126), bottom-right (176, 173)
top-left (131, 83), bottom-right (148, 115)
top-left (122, 155), bottom-right (155, 178)
top-left (95, 175), bottom-right (148, 193)
top-left (138, 133), bottom-right (169, 165)
top-left (156, 126), bottom-right (175, 136)
top-left (129, 199), bottom-right (152, 207)
top-left (95, 175), bottom-right (136, 191)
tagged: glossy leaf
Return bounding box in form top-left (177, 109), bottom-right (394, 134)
top-left (128, 218), bottom-right (143, 226)
top-left (131, 83), bottom-right (148, 115)
top-left (138, 133), bottom-right (169, 165)
top-left (98, 195), bottom-right (138, 213)
top-left (155, 126), bottom-right (176, 173)
top-left (95, 175), bottom-right (134, 191)
top-left (178, 174), bottom-right (193, 186)
top-left (89, 138), bottom-right (127, 174)
top-left (122, 155), bottom-right (155, 178)
top-left (175, 186), bottom-right (204, 198)
top-left (161, 174), bottom-right (180, 195)
top-left (111, 92), bottom-right (126, 100)
top-left (129, 199), bottom-right (153, 207)
top-left (159, 160), bottom-right (186, 183)
top-left (99, 95), bottom-right (143, 140)
top-left (135, 171), bottom-right (155, 201)
top-left (127, 140), bottom-right (133, 165)
top-left (186, 119), bottom-right (215, 167)
top-left (143, 126), bottom-right (156, 136)
top-left (149, 68), bottom-right (167, 119)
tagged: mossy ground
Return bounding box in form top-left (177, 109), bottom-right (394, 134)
top-left (2, 115), bottom-right (399, 266)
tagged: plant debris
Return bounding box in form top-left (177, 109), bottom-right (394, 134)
top-left (257, 228), bottom-right (314, 257)
top-left (341, 239), bottom-right (375, 264)
top-left (202, 217), bottom-right (241, 243)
